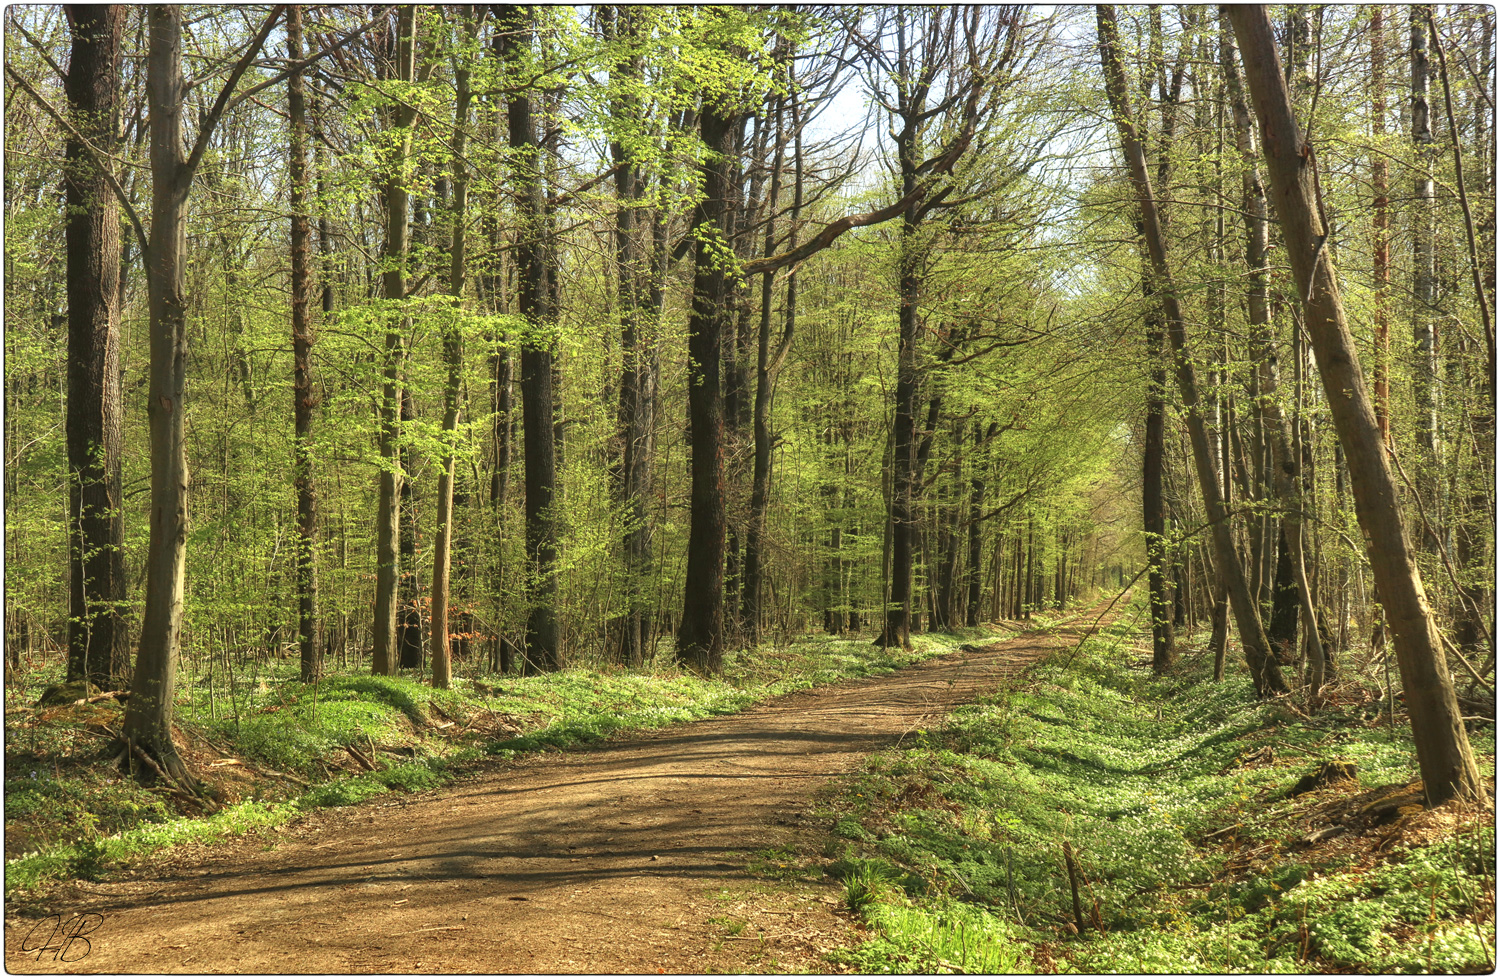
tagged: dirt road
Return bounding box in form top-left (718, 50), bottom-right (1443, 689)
top-left (5, 616), bottom-right (1093, 974)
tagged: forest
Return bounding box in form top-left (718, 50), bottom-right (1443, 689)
top-left (3, 4), bottom-right (1495, 974)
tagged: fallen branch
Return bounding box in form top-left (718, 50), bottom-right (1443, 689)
top-left (1061, 841), bottom-right (1089, 936)
top-left (344, 744), bottom-right (377, 771)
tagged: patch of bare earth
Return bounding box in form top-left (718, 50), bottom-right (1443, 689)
top-left (4, 617), bottom-right (1093, 974)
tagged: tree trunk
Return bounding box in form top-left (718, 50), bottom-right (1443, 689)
top-left (1142, 276), bottom-right (1175, 671)
top-left (500, 4), bottom-right (560, 674)
top-left (743, 63), bottom-right (794, 645)
top-left (677, 98), bottom-right (738, 674)
top-left (127, 4), bottom-right (276, 781)
top-left (1410, 5), bottom-right (1441, 553)
top-left (607, 6), bottom-right (659, 667)
top-left (64, 4), bottom-right (129, 689)
top-left (288, 6), bottom-right (320, 683)
top-left (431, 7), bottom-right (479, 690)
top-left (1099, 4), bottom-right (1287, 696)
top-left (1371, 6), bottom-right (1392, 447)
top-left (879, 248), bottom-right (919, 647)
top-left (372, 5), bottom-right (418, 676)
top-left (397, 388), bottom-right (423, 670)
top-left (125, 6), bottom-right (196, 783)
top-left (1229, 4), bottom-right (1481, 804)
top-left (966, 423), bottom-right (991, 627)
top-left (1223, 14), bottom-right (1329, 692)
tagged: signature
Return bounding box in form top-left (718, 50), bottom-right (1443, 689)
top-left (18, 912), bottom-right (104, 962)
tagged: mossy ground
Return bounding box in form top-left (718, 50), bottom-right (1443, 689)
top-left (4, 624), bottom-right (1005, 898)
top-left (816, 610), bottom-right (1496, 974)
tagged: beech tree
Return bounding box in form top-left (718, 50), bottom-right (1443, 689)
top-left (1228, 3), bottom-right (1481, 805)
top-left (288, 4), bottom-right (319, 683)
top-left (125, 6), bottom-right (281, 779)
top-left (62, 4), bottom-right (128, 689)
top-left (371, 5), bottom-right (419, 676)
top-left (499, 2), bottom-right (561, 674)
top-left (1098, 3), bottom-right (1288, 697)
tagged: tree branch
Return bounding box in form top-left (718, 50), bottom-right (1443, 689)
top-left (183, 5), bottom-right (285, 181)
top-left (4, 61), bottom-right (149, 259)
top-left (228, 7), bottom-right (396, 112)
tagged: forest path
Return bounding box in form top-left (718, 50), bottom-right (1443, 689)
top-left (6, 610), bottom-right (1108, 974)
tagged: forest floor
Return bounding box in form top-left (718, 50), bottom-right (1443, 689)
top-left (3, 612), bottom-right (1094, 974)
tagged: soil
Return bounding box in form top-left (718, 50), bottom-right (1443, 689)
top-left (4, 615), bottom-right (1092, 975)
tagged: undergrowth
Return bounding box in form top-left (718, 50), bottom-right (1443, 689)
top-left (4, 624), bottom-right (1000, 898)
top-left (820, 609), bottom-right (1496, 974)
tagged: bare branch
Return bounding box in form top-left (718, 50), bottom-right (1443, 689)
top-left (183, 5), bottom-right (285, 182)
top-left (4, 61), bottom-right (149, 258)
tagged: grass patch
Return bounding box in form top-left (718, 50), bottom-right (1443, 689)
top-left (5, 624), bottom-right (997, 898)
top-left (6, 798), bottom-right (298, 895)
top-left (819, 606), bottom-right (1496, 974)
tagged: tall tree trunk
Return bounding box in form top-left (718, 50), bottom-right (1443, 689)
top-left (372, 5), bottom-right (418, 676)
top-left (500, 3), bottom-right (560, 674)
top-left (64, 4), bottom-right (129, 689)
top-left (606, 5), bottom-right (658, 666)
top-left (1142, 270), bottom-right (1175, 671)
top-left (1226, 11), bottom-right (1332, 696)
top-left (1372, 6), bottom-right (1393, 447)
top-left (1410, 4), bottom-right (1441, 551)
top-left (879, 240), bottom-right (920, 648)
top-left (431, 6), bottom-right (480, 690)
top-left (128, 3), bottom-right (194, 782)
top-left (483, 131), bottom-right (514, 671)
top-left (965, 422), bottom-right (993, 627)
top-left (126, 5), bottom-right (276, 780)
top-left (743, 53), bottom-right (795, 644)
top-left (288, 5), bottom-right (320, 682)
top-left (1229, 4), bottom-right (1481, 804)
top-left (1138, 9), bottom-right (1187, 673)
top-left (1099, 4), bottom-right (1287, 696)
top-left (677, 98), bottom-right (738, 674)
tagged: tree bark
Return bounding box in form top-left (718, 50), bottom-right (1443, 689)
top-left (606, 6), bottom-right (659, 667)
top-left (64, 4), bottom-right (129, 689)
top-left (499, 3), bottom-right (561, 674)
top-left (1229, 4), bottom-right (1481, 804)
top-left (1410, 4), bottom-right (1441, 552)
top-left (396, 389), bottom-right (423, 670)
top-left (372, 5), bottom-right (418, 676)
top-left (1372, 6), bottom-right (1393, 447)
top-left (677, 98), bottom-right (737, 674)
top-left (288, 5), bottom-right (321, 683)
top-left (1141, 267), bottom-right (1175, 671)
top-left (123, 5), bottom-right (277, 781)
top-left (431, 6), bottom-right (480, 690)
top-left (743, 50), bottom-right (796, 645)
top-left (125, 6), bottom-right (196, 783)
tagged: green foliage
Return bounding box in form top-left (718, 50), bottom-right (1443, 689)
top-left (821, 633), bottom-right (1496, 974)
top-left (7, 800), bottom-right (299, 896)
top-left (829, 895), bottom-right (1027, 974)
top-left (4, 771), bottom-right (172, 851)
top-left (5, 625), bottom-right (1001, 897)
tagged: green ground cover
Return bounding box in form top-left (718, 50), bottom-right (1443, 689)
top-left (820, 612), bottom-right (1496, 974)
top-left (4, 624), bottom-right (1005, 898)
